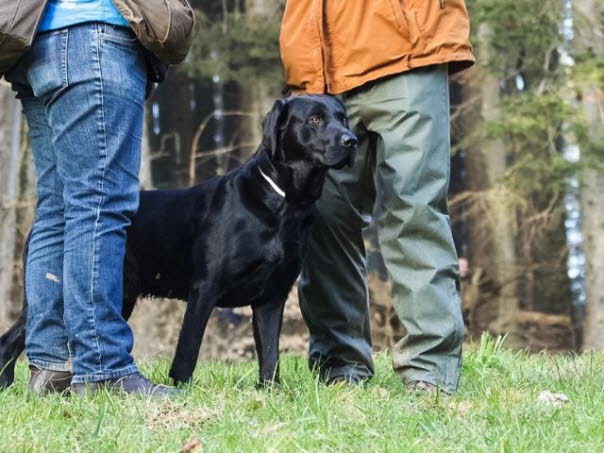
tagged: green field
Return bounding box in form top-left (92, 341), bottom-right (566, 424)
top-left (1, 336), bottom-right (603, 452)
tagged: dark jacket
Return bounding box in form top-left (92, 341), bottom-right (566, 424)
top-left (0, 0), bottom-right (195, 78)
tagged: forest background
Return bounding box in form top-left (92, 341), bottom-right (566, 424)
top-left (0, 0), bottom-right (603, 362)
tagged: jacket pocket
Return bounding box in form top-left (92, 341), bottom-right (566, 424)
top-left (406, 0), bottom-right (443, 41)
top-left (387, 0), bottom-right (410, 40)
top-left (100, 24), bottom-right (140, 49)
top-left (389, 0), bottom-right (427, 48)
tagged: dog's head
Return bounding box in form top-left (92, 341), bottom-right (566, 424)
top-left (261, 95), bottom-right (357, 170)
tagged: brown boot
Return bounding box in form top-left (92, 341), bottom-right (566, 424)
top-left (28, 365), bottom-right (72, 395)
top-left (405, 380), bottom-right (441, 394)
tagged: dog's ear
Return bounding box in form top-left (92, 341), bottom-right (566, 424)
top-left (261, 99), bottom-right (287, 158)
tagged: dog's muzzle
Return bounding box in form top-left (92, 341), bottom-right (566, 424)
top-left (340, 133), bottom-right (357, 168)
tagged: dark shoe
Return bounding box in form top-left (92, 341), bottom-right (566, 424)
top-left (406, 380), bottom-right (440, 394)
top-left (70, 372), bottom-right (180, 399)
top-left (28, 365), bottom-right (72, 395)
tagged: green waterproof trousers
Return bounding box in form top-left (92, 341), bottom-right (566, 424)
top-left (299, 64), bottom-right (464, 393)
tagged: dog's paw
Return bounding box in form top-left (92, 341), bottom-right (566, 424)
top-left (255, 377), bottom-right (280, 390)
top-left (172, 378), bottom-right (192, 388)
top-left (169, 369), bottom-right (193, 387)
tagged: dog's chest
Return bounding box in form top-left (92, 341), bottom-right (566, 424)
top-left (216, 218), bottom-right (307, 308)
top-left (231, 232), bottom-right (293, 278)
top-left (264, 238), bottom-right (286, 264)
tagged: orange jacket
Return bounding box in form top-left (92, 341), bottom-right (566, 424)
top-left (280, 0), bottom-right (475, 94)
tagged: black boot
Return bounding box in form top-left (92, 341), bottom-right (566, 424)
top-left (70, 372), bottom-right (180, 399)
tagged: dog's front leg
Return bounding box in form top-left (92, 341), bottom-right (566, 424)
top-left (169, 282), bottom-right (214, 385)
top-left (252, 301), bottom-right (286, 386)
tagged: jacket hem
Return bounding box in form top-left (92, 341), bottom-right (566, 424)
top-left (292, 51), bottom-right (475, 95)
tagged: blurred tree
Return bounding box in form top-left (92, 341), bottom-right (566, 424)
top-left (0, 83), bottom-right (35, 327)
top-left (460, 23), bottom-right (520, 342)
top-left (185, 0), bottom-right (285, 170)
top-left (238, 0), bottom-right (284, 157)
top-left (0, 83), bottom-right (20, 325)
top-left (185, 2), bottom-right (282, 86)
top-left (576, 0), bottom-right (604, 350)
top-left (458, 0), bottom-right (600, 348)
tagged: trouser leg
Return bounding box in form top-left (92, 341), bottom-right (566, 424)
top-left (5, 42), bottom-right (71, 372)
top-left (298, 103), bottom-right (376, 382)
top-left (366, 66), bottom-right (464, 393)
top-left (54, 24), bottom-right (146, 383)
top-left (22, 97), bottom-right (71, 371)
top-left (299, 65), bottom-right (464, 391)
top-left (11, 23), bottom-right (147, 383)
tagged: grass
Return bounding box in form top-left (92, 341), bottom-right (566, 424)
top-left (1, 335), bottom-right (604, 452)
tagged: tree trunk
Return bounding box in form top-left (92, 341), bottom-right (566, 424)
top-left (0, 83), bottom-right (22, 325)
top-left (238, 0), bottom-right (279, 161)
top-left (577, 0), bottom-right (604, 350)
top-left (582, 170), bottom-right (604, 350)
top-left (246, 0), bottom-right (273, 15)
top-left (139, 107), bottom-right (154, 190)
top-left (460, 25), bottom-right (520, 341)
top-left (480, 74), bottom-right (519, 337)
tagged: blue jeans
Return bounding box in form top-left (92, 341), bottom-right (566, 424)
top-left (5, 23), bottom-right (146, 383)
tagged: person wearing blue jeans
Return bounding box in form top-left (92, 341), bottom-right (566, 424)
top-left (5, 0), bottom-right (177, 397)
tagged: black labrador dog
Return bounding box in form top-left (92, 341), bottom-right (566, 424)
top-left (0, 94), bottom-right (357, 388)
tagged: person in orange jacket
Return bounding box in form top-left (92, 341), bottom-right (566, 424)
top-left (280, 0), bottom-right (475, 392)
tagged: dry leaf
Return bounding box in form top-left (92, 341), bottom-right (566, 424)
top-left (375, 387), bottom-right (389, 398)
top-left (180, 436), bottom-right (203, 453)
top-left (447, 401), bottom-right (473, 417)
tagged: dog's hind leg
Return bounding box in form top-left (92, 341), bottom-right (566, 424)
top-left (252, 300), bottom-right (286, 386)
top-left (0, 308), bottom-right (26, 389)
top-left (169, 282), bottom-right (214, 385)
top-left (121, 248), bottom-right (139, 322)
top-left (121, 297), bottom-right (137, 322)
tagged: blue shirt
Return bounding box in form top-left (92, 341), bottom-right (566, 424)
top-left (38, 0), bottom-right (129, 33)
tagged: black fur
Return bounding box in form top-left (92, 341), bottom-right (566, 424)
top-left (0, 95), bottom-right (357, 387)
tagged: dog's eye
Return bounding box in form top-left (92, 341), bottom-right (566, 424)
top-left (308, 116), bottom-right (323, 126)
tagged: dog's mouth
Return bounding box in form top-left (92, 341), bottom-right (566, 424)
top-left (309, 145), bottom-right (357, 170)
top-left (327, 147), bottom-right (356, 169)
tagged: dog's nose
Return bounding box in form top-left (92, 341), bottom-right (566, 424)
top-left (340, 134), bottom-right (358, 148)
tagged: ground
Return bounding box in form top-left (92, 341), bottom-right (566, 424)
top-left (1, 336), bottom-right (603, 452)
top-left (125, 278), bottom-right (576, 363)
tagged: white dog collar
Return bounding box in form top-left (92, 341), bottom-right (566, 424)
top-left (259, 167), bottom-right (286, 198)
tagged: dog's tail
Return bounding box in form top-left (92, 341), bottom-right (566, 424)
top-left (0, 230), bottom-right (30, 389)
top-left (0, 310), bottom-right (26, 389)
